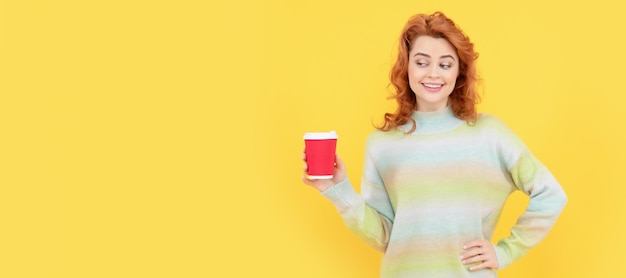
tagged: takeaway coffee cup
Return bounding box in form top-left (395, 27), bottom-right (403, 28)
top-left (303, 131), bottom-right (338, 179)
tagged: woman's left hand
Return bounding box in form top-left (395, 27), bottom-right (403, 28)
top-left (460, 239), bottom-right (498, 271)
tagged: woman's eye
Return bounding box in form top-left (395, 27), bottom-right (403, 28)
top-left (440, 63), bottom-right (453, 69)
top-left (416, 62), bottom-right (428, 67)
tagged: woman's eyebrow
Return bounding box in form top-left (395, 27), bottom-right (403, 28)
top-left (413, 52), bottom-right (456, 61)
top-left (440, 54), bottom-right (456, 61)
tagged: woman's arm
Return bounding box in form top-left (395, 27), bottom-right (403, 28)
top-left (302, 148), bottom-right (394, 252)
top-left (494, 149), bottom-right (568, 269)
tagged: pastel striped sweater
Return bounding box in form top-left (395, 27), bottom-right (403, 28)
top-left (321, 107), bottom-right (567, 277)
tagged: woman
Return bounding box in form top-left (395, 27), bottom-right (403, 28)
top-left (301, 12), bottom-right (567, 277)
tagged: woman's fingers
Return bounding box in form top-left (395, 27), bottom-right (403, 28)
top-left (460, 248), bottom-right (482, 262)
top-left (461, 252), bottom-right (484, 264)
top-left (461, 239), bottom-right (498, 271)
top-left (468, 261), bottom-right (495, 271)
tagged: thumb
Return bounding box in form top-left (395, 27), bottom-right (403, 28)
top-left (335, 154), bottom-right (344, 168)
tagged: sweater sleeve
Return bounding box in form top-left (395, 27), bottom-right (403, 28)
top-left (494, 148), bottom-right (568, 269)
top-left (320, 142), bottom-right (394, 252)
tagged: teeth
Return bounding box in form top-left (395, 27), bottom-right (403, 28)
top-left (423, 83), bottom-right (442, 88)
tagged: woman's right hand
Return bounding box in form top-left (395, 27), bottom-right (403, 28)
top-left (301, 149), bottom-right (347, 192)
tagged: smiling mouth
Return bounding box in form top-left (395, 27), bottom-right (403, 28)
top-left (422, 83), bottom-right (444, 89)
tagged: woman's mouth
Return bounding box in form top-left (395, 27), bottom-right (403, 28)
top-left (422, 83), bottom-right (444, 92)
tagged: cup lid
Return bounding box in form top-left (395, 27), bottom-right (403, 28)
top-left (303, 130), bottom-right (338, 140)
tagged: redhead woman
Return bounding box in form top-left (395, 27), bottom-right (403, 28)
top-left (301, 12), bottom-right (567, 277)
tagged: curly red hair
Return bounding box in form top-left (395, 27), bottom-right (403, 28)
top-left (378, 12), bottom-right (480, 133)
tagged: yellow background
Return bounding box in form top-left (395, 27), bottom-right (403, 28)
top-left (1, 0), bottom-right (624, 277)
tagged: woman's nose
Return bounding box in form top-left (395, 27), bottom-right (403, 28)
top-left (427, 66), bottom-right (440, 78)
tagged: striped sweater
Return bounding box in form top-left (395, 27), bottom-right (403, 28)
top-left (321, 107), bottom-right (567, 277)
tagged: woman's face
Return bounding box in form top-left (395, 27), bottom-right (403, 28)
top-left (408, 36), bottom-right (459, 112)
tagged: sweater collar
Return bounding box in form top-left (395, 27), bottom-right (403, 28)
top-left (401, 106), bottom-right (464, 134)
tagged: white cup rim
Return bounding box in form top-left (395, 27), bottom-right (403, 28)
top-left (303, 131), bottom-right (338, 140)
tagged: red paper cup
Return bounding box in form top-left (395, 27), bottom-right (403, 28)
top-left (304, 131), bottom-right (338, 179)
